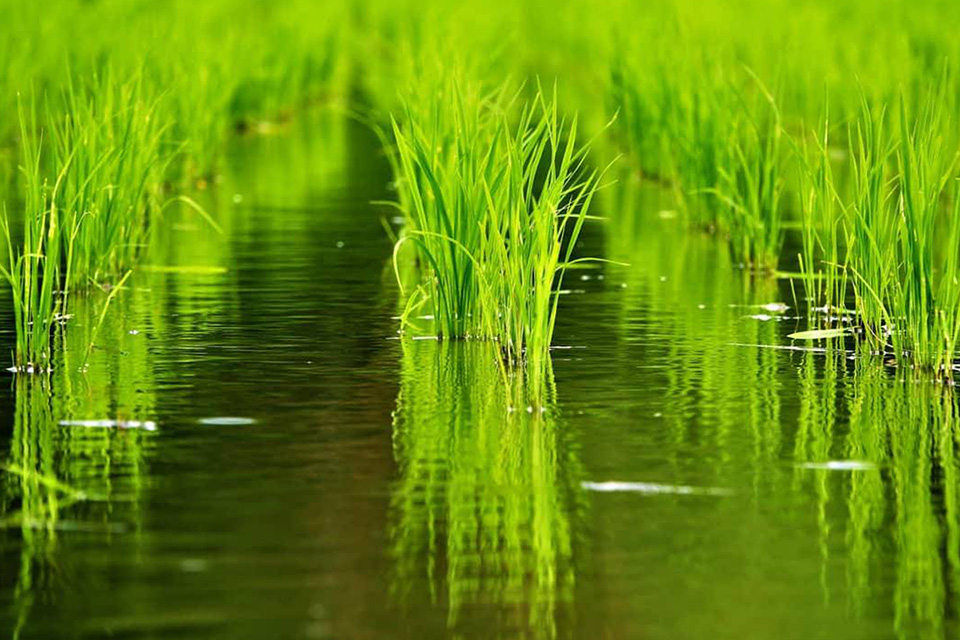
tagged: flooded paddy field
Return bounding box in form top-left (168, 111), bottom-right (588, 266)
top-left (5, 1), bottom-right (960, 638)
top-left (1, 112), bottom-right (957, 640)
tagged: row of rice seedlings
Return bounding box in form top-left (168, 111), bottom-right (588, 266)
top-left (595, 0), bottom-right (960, 282)
top-left (0, 1), bottom-right (350, 175)
top-left (609, 46), bottom-right (960, 375)
top-left (390, 80), bottom-right (601, 379)
top-left (150, 13), bottom-right (347, 181)
top-left (610, 56), bottom-right (787, 271)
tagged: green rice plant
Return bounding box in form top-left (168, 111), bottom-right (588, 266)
top-left (607, 56), bottom-right (671, 181)
top-left (845, 94), bottom-right (898, 347)
top-left (48, 70), bottom-right (172, 292)
top-left (662, 66), bottom-right (735, 230)
top-left (796, 105), bottom-right (848, 318)
top-left (1, 99), bottom-right (64, 372)
top-left (390, 77), bottom-right (509, 340)
top-left (712, 73), bottom-right (786, 271)
top-left (391, 80), bottom-right (602, 380)
top-left (608, 55), bottom-right (787, 271)
top-left (475, 88), bottom-right (603, 380)
top-left (844, 86), bottom-right (960, 375)
top-left (228, 10), bottom-right (346, 128)
top-left (891, 92), bottom-right (960, 373)
top-left (2, 72), bottom-right (174, 370)
top-left (148, 42), bottom-right (239, 182)
top-left (138, 1), bottom-right (350, 181)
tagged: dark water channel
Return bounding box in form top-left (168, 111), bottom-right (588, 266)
top-left (0, 112), bottom-right (958, 639)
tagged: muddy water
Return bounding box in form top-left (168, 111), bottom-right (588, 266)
top-left (0, 112), bottom-right (957, 639)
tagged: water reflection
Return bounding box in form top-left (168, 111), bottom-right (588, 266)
top-left (839, 362), bottom-right (960, 639)
top-left (390, 341), bottom-right (584, 639)
top-left (2, 286), bottom-right (157, 636)
top-left (587, 176), bottom-right (790, 496)
top-left (1, 105), bottom-right (960, 639)
top-left (788, 305), bottom-right (960, 639)
top-left (552, 176), bottom-right (960, 638)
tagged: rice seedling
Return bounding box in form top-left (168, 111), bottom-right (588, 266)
top-left (1, 98), bottom-right (63, 372)
top-left (842, 95), bottom-right (898, 348)
top-left (837, 84), bottom-right (960, 376)
top-left (795, 105), bottom-right (847, 320)
top-left (50, 70), bottom-right (173, 291)
top-left (713, 73), bottom-right (786, 272)
top-left (641, 61), bottom-right (735, 231)
top-left (609, 54), bottom-right (786, 271)
top-left (1, 71), bottom-right (174, 371)
top-left (890, 92), bottom-right (960, 373)
top-left (389, 77), bottom-right (509, 340)
top-left (391, 79), bottom-right (602, 380)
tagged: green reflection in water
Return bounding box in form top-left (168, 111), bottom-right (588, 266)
top-left (792, 326), bottom-right (960, 640)
top-left (794, 347), bottom-right (840, 606)
top-left (592, 176), bottom-right (960, 637)
top-left (2, 285), bottom-right (156, 637)
top-left (857, 365), bottom-right (958, 639)
top-left (390, 340), bottom-right (585, 639)
top-left (604, 176), bottom-right (787, 495)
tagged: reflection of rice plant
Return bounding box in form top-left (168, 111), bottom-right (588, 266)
top-left (1, 289), bottom-right (157, 634)
top-left (390, 341), bottom-right (584, 638)
top-left (796, 358), bottom-right (960, 638)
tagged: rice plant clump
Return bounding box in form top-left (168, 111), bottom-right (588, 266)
top-left (831, 89), bottom-right (960, 376)
top-left (1, 101), bottom-right (60, 373)
top-left (2, 73), bottom-right (173, 371)
top-left (50, 71), bottom-right (172, 292)
top-left (391, 81), bottom-right (601, 378)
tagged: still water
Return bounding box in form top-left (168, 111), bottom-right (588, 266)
top-left (0, 112), bottom-right (957, 639)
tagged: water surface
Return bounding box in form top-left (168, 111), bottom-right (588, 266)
top-left (0, 112), bottom-right (958, 640)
